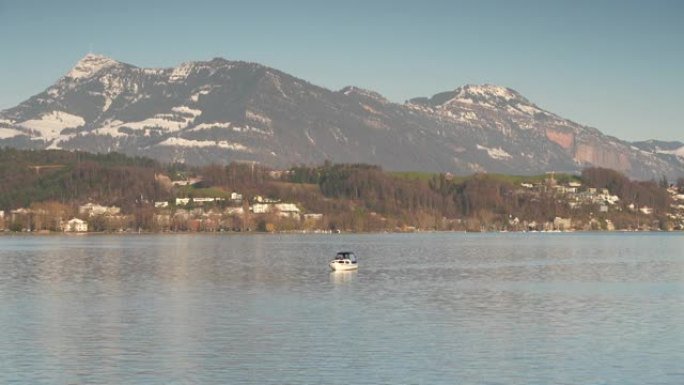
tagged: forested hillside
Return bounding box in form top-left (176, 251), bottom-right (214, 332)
top-left (0, 148), bottom-right (164, 211)
top-left (1, 149), bottom-right (682, 232)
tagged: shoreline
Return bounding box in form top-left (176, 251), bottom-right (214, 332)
top-left (1, 229), bottom-right (681, 237)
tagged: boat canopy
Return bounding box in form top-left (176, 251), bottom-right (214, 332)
top-left (335, 251), bottom-right (357, 262)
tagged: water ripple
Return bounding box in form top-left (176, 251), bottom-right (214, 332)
top-left (0, 233), bottom-right (683, 384)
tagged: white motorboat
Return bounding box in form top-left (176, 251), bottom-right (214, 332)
top-left (329, 251), bottom-right (358, 271)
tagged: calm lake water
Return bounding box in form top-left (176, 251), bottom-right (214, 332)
top-left (1, 232), bottom-right (683, 384)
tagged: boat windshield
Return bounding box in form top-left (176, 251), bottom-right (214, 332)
top-left (335, 252), bottom-right (357, 262)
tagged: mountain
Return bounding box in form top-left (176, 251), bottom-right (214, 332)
top-left (1, 54), bottom-right (683, 179)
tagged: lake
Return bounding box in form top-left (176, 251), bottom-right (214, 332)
top-left (1, 232), bottom-right (683, 384)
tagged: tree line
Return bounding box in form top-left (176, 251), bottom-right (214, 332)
top-left (1, 148), bottom-right (681, 232)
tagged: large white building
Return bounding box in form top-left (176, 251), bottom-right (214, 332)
top-left (64, 218), bottom-right (88, 232)
top-left (79, 203), bottom-right (120, 216)
top-left (250, 202), bottom-right (301, 218)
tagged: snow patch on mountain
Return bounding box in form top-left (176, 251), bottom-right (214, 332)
top-left (190, 92), bottom-right (207, 102)
top-left (171, 106), bottom-right (202, 117)
top-left (156, 137), bottom-right (250, 151)
top-left (93, 119), bottom-right (126, 137)
top-left (121, 117), bottom-right (184, 132)
top-left (190, 122), bottom-right (233, 131)
top-left (102, 97), bottom-right (113, 112)
top-left (232, 125), bottom-right (272, 136)
top-left (190, 83), bottom-right (222, 97)
top-left (18, 111), bottom-right (85, 140)
top-left (477, 144), bottom-right (512, 159)
top-left (517, 104), bottom-right (543, 115)
top-left (430, 84), bottom-right (544, 118)
top-left (46, 133), bottom-right (77, 150)
top-left (329, 127), bottom-right (348, 143)
top-left (186, 122), bottom-right (270, 136)
top-left (305, 130), bottom-right (315, 145)
top-left (47, 87), bottom-right (61, 98)
top-left (245, 110), bottom-right (272, 127)
top-left (66, 54), bottom-right (119, 80)
top-left (0, 127), bottom-right (23, 139)
top-left (100, 73), bottom-right (130, 94)
top-left (99, 73), bottom-right (140, 111)
top-left (114, 106), bottom-right (201, 133)
top-left (457, 111), bottom-right (478, 122)
top-left (340, 86), bottom-right (389, 104)
top-left (459, 84), bottom-right (518, 100)
top-left (169, 62), bottom-right (194, 82)
top-left (657, 146), bottom-right (684, 158)
top-left (143, 68), bottom-right (165, 75)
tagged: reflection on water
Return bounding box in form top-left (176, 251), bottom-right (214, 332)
top-left (0, 233), bottom-right (683, 384)
top-left (330, 270), bottom-right (357, 285)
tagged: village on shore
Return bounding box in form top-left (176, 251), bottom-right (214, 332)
top-left (4, 169), bottom-right (684, 234)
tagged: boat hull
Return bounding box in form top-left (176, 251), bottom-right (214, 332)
top-left (329, 261), bottom-right (359, 271)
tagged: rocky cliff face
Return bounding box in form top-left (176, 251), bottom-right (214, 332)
top-left (1, 54), bottom-right (682, 179)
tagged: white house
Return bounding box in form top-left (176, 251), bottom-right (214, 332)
top-left (176, 198), bottom-right (191, 206)
top-left (599, 193), bottom-right (620, 205)
top-left (225, 207), bottom-right (245, 216)
top-left (171, 177), bottom-right (202, 186)
top-left (553, 185), bottom-right (577, 194)
top-left (253, 195), bottom-right (279, 203)
top-left (250, 202), bottom-right (301, 217)
top-left (79, 203), bottom-right (120, 216)
top-left (193, 197), bottom-right (215, 203)
top-left (251, 203), bottom-right (271, 214)
top-left (274, 203), bottom-right (300, 218)
top-left (64, 218), bottom-right (88, 232)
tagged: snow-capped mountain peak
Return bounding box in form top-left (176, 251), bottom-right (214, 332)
top-left (65, 53), bottom-right (121, 80)
top-left (450, 84), bottom-right (532, 106)
top-left (0, 54), bottom-right (682, 180)
top-left (408, 83), bottom-right (544, 117)
top-left (339, 86), bottom-right (389, 104)
top-left (459, 84), bottom-right (518, 99)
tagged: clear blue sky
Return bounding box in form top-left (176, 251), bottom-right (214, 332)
top-left (1, 0), bottom-right (682, 141)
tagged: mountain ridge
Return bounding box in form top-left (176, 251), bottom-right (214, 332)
top-left (0, 54), bottom-right (682, 180)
